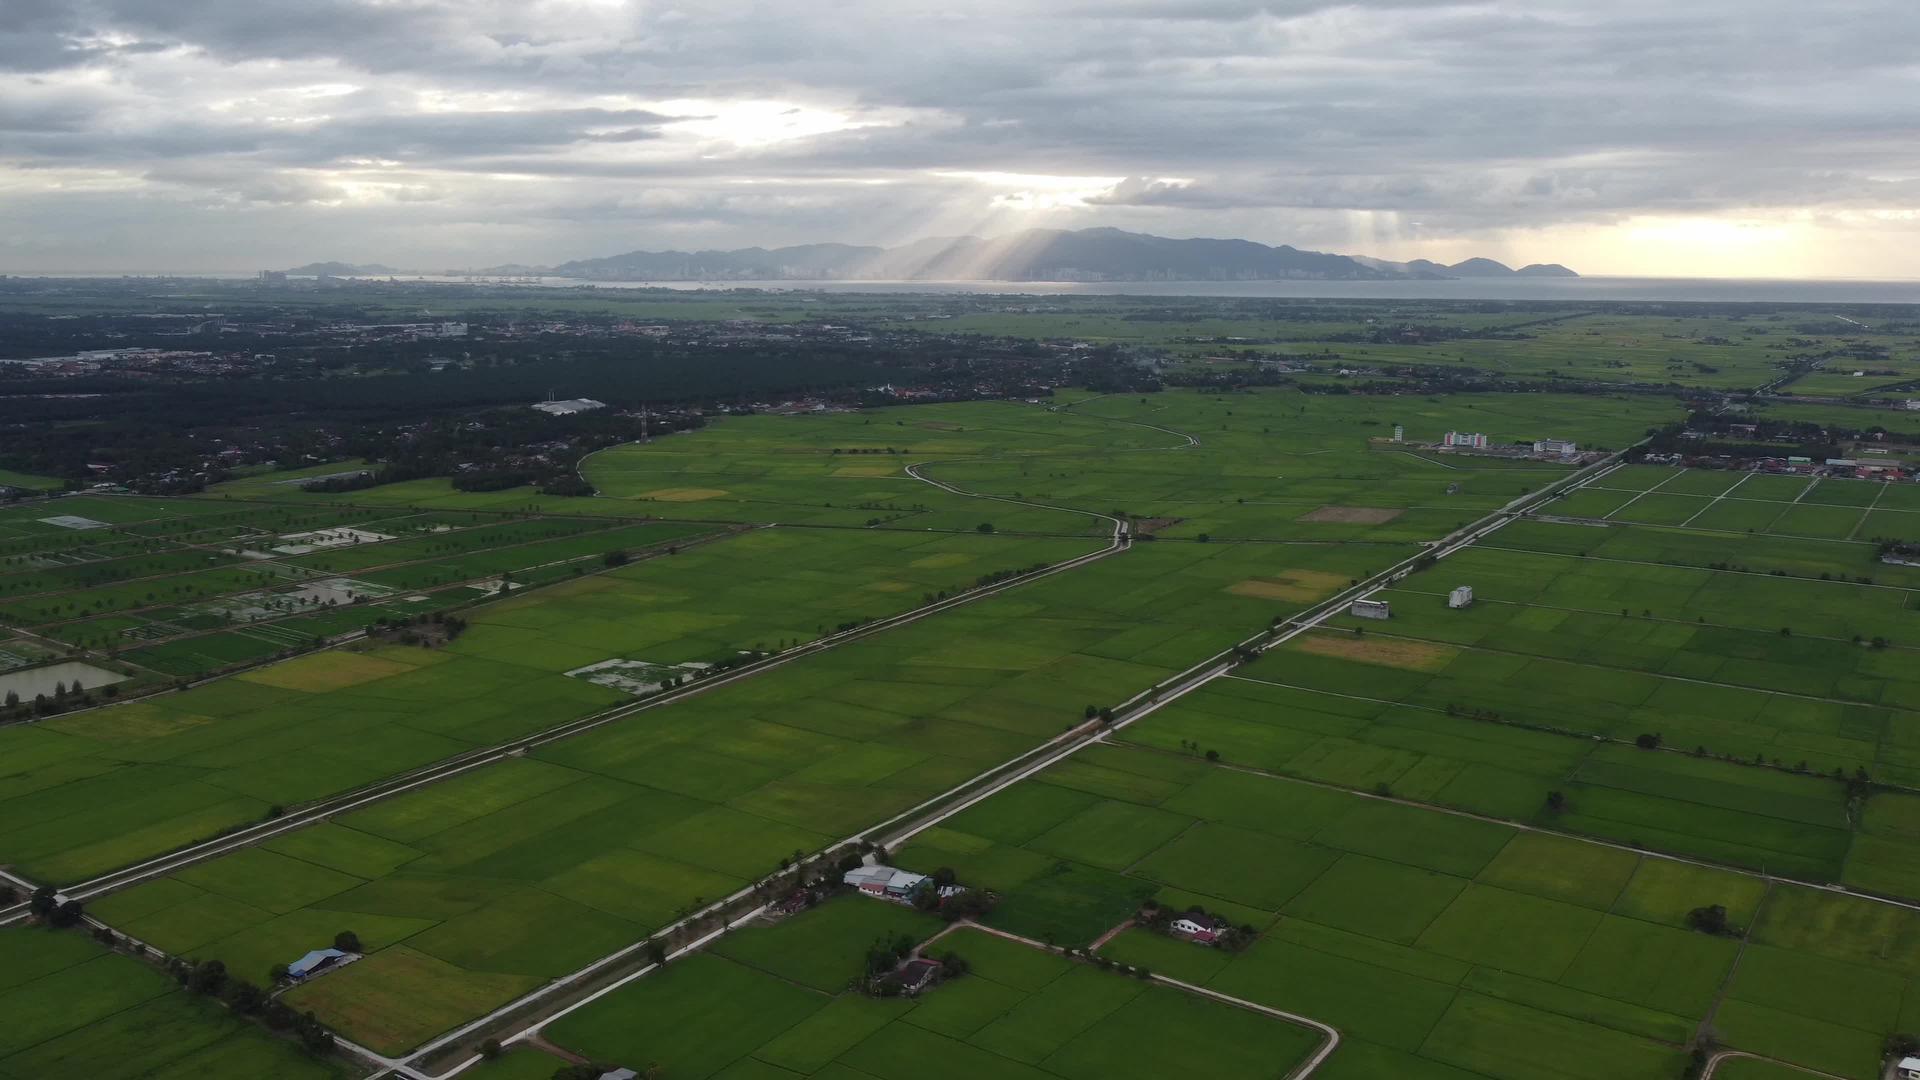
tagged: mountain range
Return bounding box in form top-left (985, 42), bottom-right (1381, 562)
top-left (289, 228), bottom-right (1577, 282)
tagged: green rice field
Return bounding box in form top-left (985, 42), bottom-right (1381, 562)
top-left (0, 926), bottom-right (345, 1079)
top-left (898, 738), bottom-right (1918, 1080)
top-left (13, 388), bottom-right (1920, 1080)
top-left (541, 900), bottom-right (1320, 1080)
top-left (79, 536), bottom-right (1399, 1052)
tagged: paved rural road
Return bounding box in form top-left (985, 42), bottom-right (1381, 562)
top-left (1050, 394), bottom-right (1203, 450)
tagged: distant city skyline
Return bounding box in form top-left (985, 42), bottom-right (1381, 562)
top-left (4, 1), bottom-right (1919, 279)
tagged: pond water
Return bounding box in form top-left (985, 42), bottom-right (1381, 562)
top-left (0, 660), bottom-right (128, 700)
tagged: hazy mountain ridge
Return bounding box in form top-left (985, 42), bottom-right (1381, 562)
top-left (291, 228), bottom-right (1578, 282)
top-left (285, 261), bottom-right (400, 277)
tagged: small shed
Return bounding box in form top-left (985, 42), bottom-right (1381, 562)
top-left (287, 948), bottom-right (348, 980)
top-left (1448, 586), bottom-right (1474, 609)
top-left (600, 1070), bottom-right (640, 1080)
top-left (1897, 1056), bottom-right (1920, 1080)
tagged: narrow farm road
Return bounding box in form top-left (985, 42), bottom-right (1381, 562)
top-left (940, 920), bottom-right (1342, 1080)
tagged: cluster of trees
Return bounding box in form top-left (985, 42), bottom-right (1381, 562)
top-left (972, 562), bottom-right (1049, 589)
top-left (166, 954), bottom-right (336, 1055)
top-left (1175, 739), bottom-right (1221, 762)
top-left (27, 886), bottom-right (85, 927)
top-left (1137, 901), bottom-right (1258, 951)
top-left (1052, 942), bottom-right (1155, 980)
top-left (366, 611), bottom-right (469, 648)
top-left (906, 868), bottom-right (994, 923)
top-left (855, 933), bottom-right (971, 997)
top-left (1685, 904), bottom-right (1737, 937)
top-left (858, 932), bottom-right (920, 992)
top-left (2, 678), bottom-right (120, 721)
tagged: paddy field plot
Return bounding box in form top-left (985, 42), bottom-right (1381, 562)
top-left (78, 537), bottom-right (1400, 1052)
top-left (1550, 466), bottom-right (1919, 544)
top-left (923, 390), bottom-right (1677, 542)
top-left (899, 739), bottom-right (1917, 1079)
top-left (543, 907), bottom-right (1320, 1080)
top-left (0, 926), bottom-right (345, 1079)
top-left (1294, 311), bottom-right (1849, 390)
top-left (0, 526), bottom-right (1105, 884)
top-left (582, 390), bottom-right (1678, 541)
top-left (2, 497), bottom-right (714, 678)
top-left (579, 399), bottom-right (1190, 533)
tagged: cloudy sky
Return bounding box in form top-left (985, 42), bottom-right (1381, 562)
top-left (4, 0), bottom-right (1918, 277)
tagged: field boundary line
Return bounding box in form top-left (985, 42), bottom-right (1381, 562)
top-left (1347, 623), bottom-right (1920, 715)
top-left (1365, 587), bottom-right (1920, 655)
top-left (1473, 542), bottom-right (1914, 590)
top-left (1678, 470), bottom-right (1755, 528)
top-left (1699, 1049), bottom-right (1852, 1080)
top-left (1601, 466), bottom-right (1689, 520)
top-left (942, 921), bottom-right (1341, 1079)
top-left (1105, 739), bottom-right (1920, 920)
top-left (1694, 880), bottom-right (1770, 1048)
top-left (1847, 480), bottom-right (1889, 541)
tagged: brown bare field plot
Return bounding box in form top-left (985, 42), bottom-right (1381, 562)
top-left (1296, 505), bottom-right (1404, 524)
top-left (1293, 630), bottom-right (1459, 671)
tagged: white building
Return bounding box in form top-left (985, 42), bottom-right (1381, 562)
top-left (843, 865), bottom-right (930, 900)
top-left (532, 397), bottom-right (608, 416)
top-left (1443, 431), bottom-right (1490, 450)
top-left (1391, 424), bottom-right (1405, 443)
top-left (1533, 438), bottom-right (1578, 455)
top-left (1448, 586), bottom-right (1474, 609)
top-left (1897, 1056), bottom-right (1920, 1080)
top-left (1351, 598), bottom-right (1391, 620)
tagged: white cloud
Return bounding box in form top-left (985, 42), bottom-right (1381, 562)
top-left (2, 0), bottom-right (1919, 275)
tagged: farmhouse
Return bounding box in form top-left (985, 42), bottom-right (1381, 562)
top-left (843, 864), bottom-right (930, 900)
top-left (898, 958), bottom-right (944, 995)
top-left (1351, 598), bottom-right (1391, 620)
top-left (1170, 917), bottom-right (1220, 944)
top-left (1897, 1056), bottom-right (1920, 1080)
top-left (286, 948), bottom-right (349, 980)
top-left (1448, 586), bottom-right (1474, 609)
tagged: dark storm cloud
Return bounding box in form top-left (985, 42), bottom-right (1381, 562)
top-left (5, 0), bottom-right (1920, 271)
